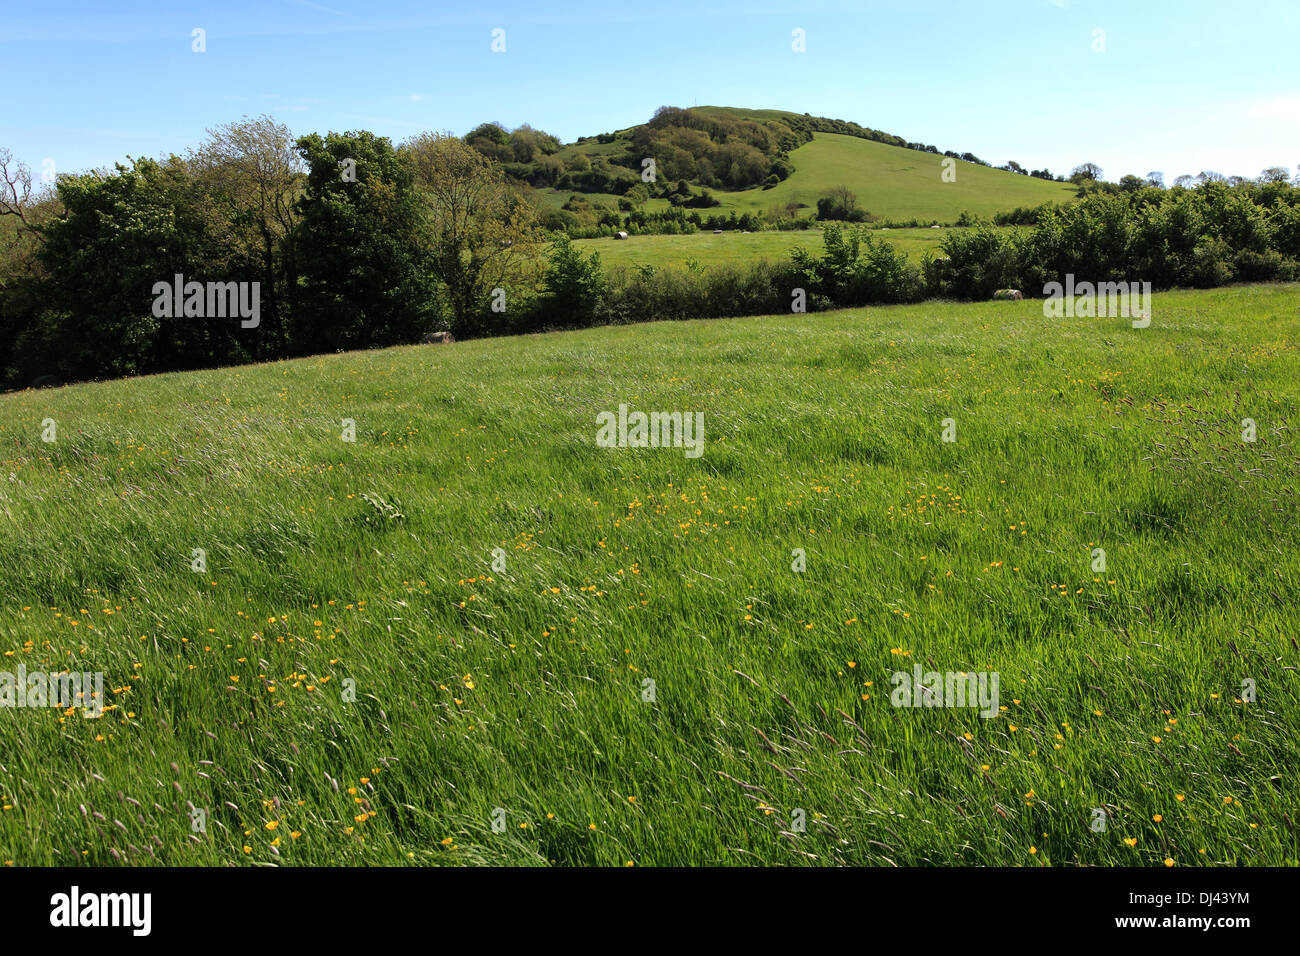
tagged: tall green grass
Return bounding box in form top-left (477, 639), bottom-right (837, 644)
top-left (1, 284), bottom-right (1296, 866)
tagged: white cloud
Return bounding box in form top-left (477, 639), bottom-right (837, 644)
top-left (1247, 97), bottom-right (1300, 121)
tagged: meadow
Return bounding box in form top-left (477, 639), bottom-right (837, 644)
top-left (1, 283), bottom-right (1297, 866)
top-left (575, 225), bottom-right (961, 272)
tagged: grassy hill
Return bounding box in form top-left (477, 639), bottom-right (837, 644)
top-left (711, 132), bottom-right (1078, 219)
top-left (2, 284), bottom-right (1297, 866)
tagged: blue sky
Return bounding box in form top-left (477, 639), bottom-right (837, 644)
top-left (3, 0), bottom-right (1297, 183)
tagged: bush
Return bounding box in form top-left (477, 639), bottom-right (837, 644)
top-left (933, 225), bottom-right (1024, 299)
top-left (993, 204), bottom-right (1051, 226)
top-left (536, 233), bottom-right (607, 328)
top-left (597, 259), bottom-right (803, 326)
top-left (1233, 248), bottom-right (1297, 282)
top-left (790, 224), bottom-right (923, 305)
top-left (1188, 239), bottom-right (1235, 287)
top-left (816, 186), bottom-right (870, 222)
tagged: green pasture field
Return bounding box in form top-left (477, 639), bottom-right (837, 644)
top-left (1, 283), bottom-right (1296, 866)
top-left (574, 225), bottom-right (960, 272)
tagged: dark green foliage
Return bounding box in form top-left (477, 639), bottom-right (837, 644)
top-left (816, 186), bottom-right (870, 222)
top-left (933, 182), bottom-right (1300, 299)
top-left (538, 232), bottom-right (606, 326)
top-left (291, 131), bottom-right (437, 354)
top-left (27, 156), bottom-right (249, 382)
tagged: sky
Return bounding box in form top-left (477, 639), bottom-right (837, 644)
top-left (3, 0), bottom-right (1297, 184)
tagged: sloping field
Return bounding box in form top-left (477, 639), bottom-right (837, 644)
top-left (1, 284), bottom-right (1297, 866)
top-left (717, 131), bottom-right (1079, 219)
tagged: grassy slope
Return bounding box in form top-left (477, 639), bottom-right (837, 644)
top-left (719, 132), bottom-right (1078, 219)
top-left (2, 284), bottom-right (1298, 866)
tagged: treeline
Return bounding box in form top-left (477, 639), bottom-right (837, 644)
top-left (0, 118), bottom-right (542, 387)
top-left (533, 179), bottom-right (1300, 328)
top-left (933, 179), bottom-right (1300, 299)
top-left (2, 118), bottom-right (1297, 391)
top-left (552, 199), bottom-right (785, 239)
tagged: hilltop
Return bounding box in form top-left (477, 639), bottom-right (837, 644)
top-left (468, 105), bottom-right (1079, 227)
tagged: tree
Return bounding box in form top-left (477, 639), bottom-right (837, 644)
top-left (402, 132), bottom-right (540, 338)
top-left (187, 115), bottom-right (303, 357)
top-left (816, 186), bottom-right (868, 222)
top-left (1146, 171), bottom-right (1164, 188)
top-left (0, 148), bottom-right (38, 231)
top-left (1173, 174), bottom-right (1195, 189)
top-left (1259, 166), bottom-right (1290, 185)
top-left (0, 148), bottom-right (62, 386)
top-left (293, 130), bottom-right (436, 354)
top-left (1118, 174), bottom-right (1147, 193)
top-left (1070, 163), bottom-right (1103, 184)
top-left (540, 232), bottom-right (606, 325)
top-left (508, 124), bottom-right (561, 163)
top-left (0, 147), bottom-right (60, 284)
top-left (464, 122), bottom-right (512, 162)
top-left (33, 156), bottom-right (234, 380)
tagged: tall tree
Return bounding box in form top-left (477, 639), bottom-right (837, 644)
top-left (402, 133), bottom-right (540, 338)
top-left (0, 148), bottom-right (61, 385)
top-left (188, 116), bottom-right (303, 357)
top-left (1069, 163), bottom-right (1103, 184)
top-left (292, 130), bottom-right (436, 354)
top-left (34, 157), bottom-right (237, 380)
